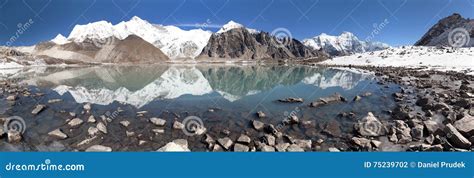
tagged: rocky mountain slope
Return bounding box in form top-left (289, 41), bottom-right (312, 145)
top-left (302, 31), bottom-right (390, 56)
top-left (53, 16), bottom-right (212, 59)
top-left (36, 35), bottom-right (169, 63)
top-left (415, 13), bottom-right (474, 47)
top-left (197, 21), bottom-right (327, 60)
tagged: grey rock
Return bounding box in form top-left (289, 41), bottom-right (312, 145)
top-left (67, 118), bottom-right (84, 128)
top-left (263, 134), bottom-right (276, 146)
top-left (328, 147), bottom-right (340, 152)
top-left (354, 112), bottom-right (386, 137)
top-left (237, 134), bottom-right (251, 144)
top-left (97, 122), bottom-right (107, 134)
top-left (233, 143), bottom-right (250, 152)
top-left (256, 111), bottom-right (266, 118)
top-left (445, 123), bottom-right (471, 149)
top-left (261, 145), bottom-right (276, 152)
top-left (275, 143), bottom-right (290, 152)
top-left (85, 145), bottom-right (112, 152)
top-left (119, 120), bottom-right (130, 127)
top-left (31, 104), bottom-right (46, 115)
top-left (278, 97), bottom-right (304, 103)
top-left (423, 120), bottom-right (441, 134)
top-left (351, 137), bottom-right (372, 149)
top-left (157, 139), bottom-right (190, 152)
top-left (48, 129), bottom-right (68, 139)
top-left (252, 120), bottom-right (264, 130)
top-left (454, 115), bottom-right (474, 137)
top-left (88, 127), bottom-right (99, 136)
top-left (173, 121), bottom-right (184, 130)
top-left (150, 117), bottom-right (166, 126)
top-left (217, 137), bottom-right (233, 150)
top-left (7, 130), bottom-right (21, 143)
top-left (87, 115), bottom-right (96, 123)
top-left (6, 95), bottom-right (16, 101)
top-left (287, 144), bottom-right (304, 152)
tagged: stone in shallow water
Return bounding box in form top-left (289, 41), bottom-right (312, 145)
top-left (83, 103), bottom-right (91, 111)
top-left (149, 117), bottom-right (166, 126)
top-left (120, 120), bottom-right (130, 127)
top-left (278, 97), bottom-right (303, 103)
top-left (87, 115), bottom-right (96, 123)
top-left (256, 111), bottom-right (266, 118)
top-left (217, 137), bottom-right (233, 150)
top-left (48, 129), bottom-right (68, 139)
top-left (97, 122), bottom-right (107, 134)
top-left (173, 121), bottom-right (184, 130)
top-left (31, 104), bottom-right (46, 115)
top-left (67, 118), bottom-right (83, 128)
top-left (252, 120), bottom-right (264, 130)
top-left (237, 134), bottom-right (251, 144)
top-left (6, 95), bottom-right (16, 101)
top-left (88, 127), bottom-right (99, 136)
top-left (7, 130), bottom-right (21, 143)
top-left (233, 143), bottom-right (249, 152)
top-left (47, 99), bottom-right (62, 103)
top-left (86, 145), bottom-right (112, 152)
top-left (328, 147), bottom-right (340, 152)
top-left (157, 139), bottom-right (190, 152)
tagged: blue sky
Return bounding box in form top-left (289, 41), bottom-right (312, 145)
top-left (0, 0), bottom-right (473, 46)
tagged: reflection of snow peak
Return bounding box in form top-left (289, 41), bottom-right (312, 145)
top-left (54, 67), bottom-right (213, 108)
top-left (302, 69), bottom-right (371, 89)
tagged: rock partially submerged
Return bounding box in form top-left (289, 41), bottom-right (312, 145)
top-left (445, 124), bottom-right (471, 149)
top-left (278, 97), bottom-right (304, 103)
top-left (31, 105), bottom-right (46, 115)
top-left (157, 139), bottom-right (190, 152)
top-left (48, 129), bottom-right (68, 139)
top-left (310, 93), bottom-right (346, 107)
top-left (85, 145), bottom-right (112, 152)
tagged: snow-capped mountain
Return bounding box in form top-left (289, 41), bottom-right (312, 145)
top-left (216, 21), bottom-right (259, 34)
top-left (54, 16), bottom-right (212, 59)
top-left (51, 34), bottom-right (69, 45)
top-left (415, 13), bottom-right (473, 47)
top-left (302, 31), bottom-right (390, 56)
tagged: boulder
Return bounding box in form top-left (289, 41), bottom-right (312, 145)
top-left (445, 124), bottom-right (471, 149)
top-left (97, 122), bottom-right (107, 134)
top-left (237, 134), bottom-right (251, 144)
top-left (256, 111), bottom-right (266, 118)
top-left (454, 115), bottom-right (474, 137)
top-left (67, 118), bottom-right (83, 128)
top-left (252, 120), bottom-right (264, 130)
top-left (323, 120), bottom-right (342, 137)
top-left (275, 143), bottom-right (290, 152)
top-left (87, 115), bottom-right (96, 123)
top-left (88, 127), bottom-right (99, 136)
top-left (31, 105), bottom-right (46, 115)
top-left (7, 130), bottom-right (21, 143)
top-left (286, 144), bottom-right (304, 152)
top-left (423, 120), bottom-right (441, 134)
top-left (233, 143), bottom-right (250, 152)
top-left (173, 121), bottom-right (184, 130)
top-left (310, 93), bottom-right (346, 107)
top-left (354, 112), bottom-right (386, 137)
top-left (261, 145), bottom-right (276, 152)
top-left (351, 137), bottom-right (372, 150)
top-left (150, 118), bottom-right (166, 126)
top-left (217, 137), bottom-right (233, 150)
top-left (263, 134), bottom-right (276, 146)
top-left (157, 139), bottom-right (190, 152)
top-left (85, 145), bottom-right (112, 152)
top-left (119, 120), bottom-right (130, 127)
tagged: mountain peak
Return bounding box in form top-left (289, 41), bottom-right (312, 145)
top-left (51, 34), bottom-right (69, 44)
top-left (217, 20), bottom-right (245, 33)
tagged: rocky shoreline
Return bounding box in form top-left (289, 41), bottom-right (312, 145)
top-left (0, 65), bottom-right (472, 152)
